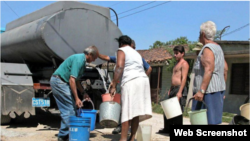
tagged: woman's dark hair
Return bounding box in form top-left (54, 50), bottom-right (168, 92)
top-left (115, 35), bottom-right (132, 47)
top-left (173, 45), bottom-right (185, 54)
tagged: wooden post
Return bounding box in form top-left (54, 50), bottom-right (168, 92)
top-left (156, 67), bottom-right (161, 103)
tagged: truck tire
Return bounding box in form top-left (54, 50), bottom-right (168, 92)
top-left (1, 115), bottom-right (11, 125)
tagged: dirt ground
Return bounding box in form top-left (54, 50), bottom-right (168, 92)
top-left (0, 109), bottom-right (227, 141)
top-left (0, 109), bottom-right (168, 141)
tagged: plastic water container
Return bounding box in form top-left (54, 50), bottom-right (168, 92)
top-left (188, 109), bottom-right (208, 125)
top-left (240, 103), bottom-right (250, 120)
top-left (80, 100), bottom-right (98, 131)
top-left (160, 96), bottom-right (182, 119)
top-left (186, 98), bottom-right (208, 125)
top-left (69, 116), bottom-right (91, 141)
top-left (136, 125), bottom-right (152, 141)
top-left (81, 109), bottom-right (97, 131)
top-left (101, 93), bottom-right (121, 104)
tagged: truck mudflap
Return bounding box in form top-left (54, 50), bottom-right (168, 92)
top-left (1, 85), bottom-right (35, 118)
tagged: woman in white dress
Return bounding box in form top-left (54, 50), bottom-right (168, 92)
top-left (109, 35), bottom-right (152, 141)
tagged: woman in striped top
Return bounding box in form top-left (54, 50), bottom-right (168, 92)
top-left (192, 21), bottom-right (227, 125)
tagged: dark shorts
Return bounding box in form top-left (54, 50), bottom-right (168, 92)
top-left (162, 85), bottom-right (188, 129)
top-left (192, 91), bottom-right (225, 125)
top-left (169, 86), bottom-right (188, 107)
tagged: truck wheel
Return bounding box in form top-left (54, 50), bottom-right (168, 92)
top-left (1, 115), bottom-right (11, 125)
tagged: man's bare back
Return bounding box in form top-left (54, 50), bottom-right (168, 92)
top-left (171, 59), bottom-right (188, 86)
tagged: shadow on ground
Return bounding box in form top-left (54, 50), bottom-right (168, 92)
top-left (5, 108), bottom-right (60, 130)
top-left (101, 134), bottom-right (120, 141)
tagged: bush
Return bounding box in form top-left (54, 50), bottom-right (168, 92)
top-left (152, 102), bottom-right (164, 114)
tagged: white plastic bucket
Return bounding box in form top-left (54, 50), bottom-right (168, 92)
top-left (136, 124), bottom-right (152, 141)
top-left (160, 96), bottom-right (182, 119)
top-left (240, 103), bottom-right (250, 120)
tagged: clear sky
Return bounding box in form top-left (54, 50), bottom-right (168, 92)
top-left (1, 0), bottom-right (249, 50)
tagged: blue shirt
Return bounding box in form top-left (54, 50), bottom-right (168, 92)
top-left (53, 54), bottom-right (86, 83)
top-left (109, 56), bottom-right (150, 70)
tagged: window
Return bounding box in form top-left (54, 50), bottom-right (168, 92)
top-left (150, 67), bottom-right (162, 89)
top-left (230, 63), bottom-right (249, 95)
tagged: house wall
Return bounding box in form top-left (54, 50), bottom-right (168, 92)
top-left (159, 65), bottom-right (172, 102)
top-left (221, 43), bottom-right (249, 114)
top-left (220, 43), bottom-right (249, 52)
top-left (224, 57), bottom-right (249, 114)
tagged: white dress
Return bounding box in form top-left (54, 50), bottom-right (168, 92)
top-left (118, 46), bottom-right (152, 123)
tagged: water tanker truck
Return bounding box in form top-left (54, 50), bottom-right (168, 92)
top-left (1, 1), bottom-right (122, 124)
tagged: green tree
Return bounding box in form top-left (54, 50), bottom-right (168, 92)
top-left (150, 36), bottom-right (197, 52)
top-left (165, 36), bottom-right (189, 46)
top-left (150, 37), bottom-right (194, 49)
top-left (149, 40), bottom-right (165, 49)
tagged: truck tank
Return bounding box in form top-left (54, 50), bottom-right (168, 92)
top-left (1, 1), bottom-right (121, 124)
top-left (1, 1), bottom-right (122, 66)
top-left (0, 28), bottom-right (5, 33)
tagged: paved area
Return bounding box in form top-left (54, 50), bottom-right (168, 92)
top-left (1, 109), bottom-right (228, 141)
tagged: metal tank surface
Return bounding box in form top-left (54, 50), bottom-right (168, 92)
top-left (99, 101), bottom-right (121, 128)
top-left (1, 1), bottom-right (122, 124)
top-left (1, 1), bottom-right (122, 66)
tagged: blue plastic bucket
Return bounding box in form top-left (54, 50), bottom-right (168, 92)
top-left (69, 116), bottom-right (91, 141)
top-left (82, 109), bottom-right (97, 131)
top-left (79, 100), bottom-right (98, 131)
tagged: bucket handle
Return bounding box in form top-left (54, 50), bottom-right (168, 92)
top-left (77, 108), bottom-right (83, 117)
top-left (108, 84), bottom-right (116, 101)
top-left (186, 97), bottom-right (208, 115)
top-left (82, 99), bottom-right (95, 110)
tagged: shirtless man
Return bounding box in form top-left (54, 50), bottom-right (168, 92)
top-left (158, 45), bottom-right (189, 135)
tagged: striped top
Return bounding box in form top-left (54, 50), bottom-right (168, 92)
top-left (193, 43), bottom-right (225, 93)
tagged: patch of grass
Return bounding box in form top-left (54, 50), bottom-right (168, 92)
top-left (222, 112), bottom-right (236, 123)
top-left (222, 116), bottom-right (233, 123)
top-left (183, 108), bottom-right (191, 117)
top-left (223, 112), bottom-right (236, 117)
top-left (152, 102), bottom-right (164, 114)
